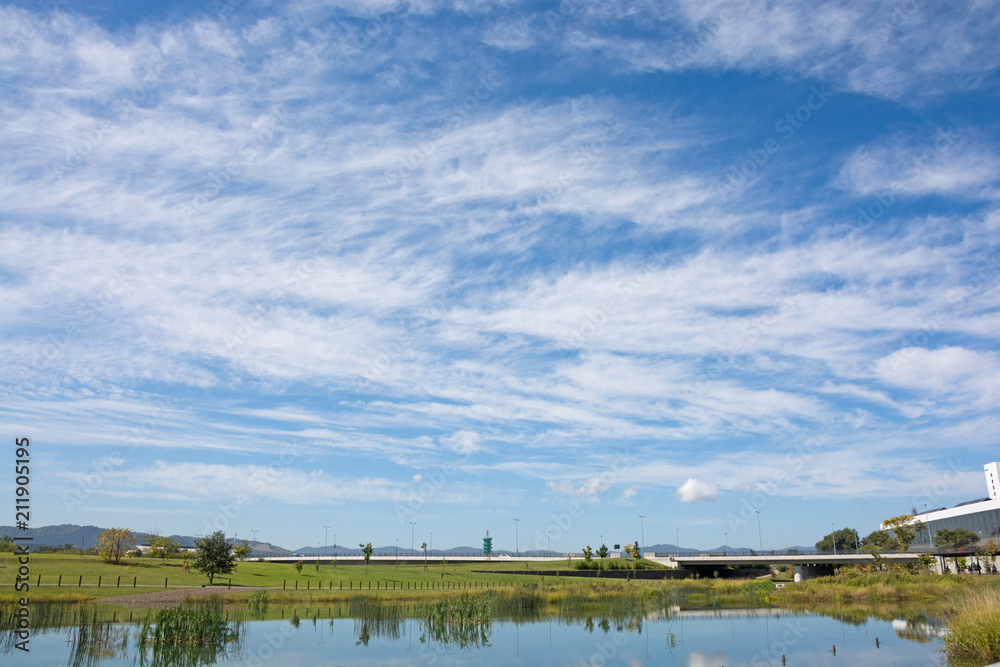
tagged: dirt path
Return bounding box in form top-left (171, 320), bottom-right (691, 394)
top-left (94, 586), bottom-right (273, 608)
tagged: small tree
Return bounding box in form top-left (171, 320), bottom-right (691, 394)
top-left (421, 542), bottom-right (428, 572)
top-left (97, 528), bottom-right (136, 565)
top-left (882, 515), bottom-right (916, 552)
top-left (935, 528), bottom-right (980, 572)
top-left (192, 531), bottom-right (237, 584)
top-left (815, 527), bottom-right (859, 554)
top-left (623, 542), bottom-right (642, 580)
top-left (148, 535), bottom-right (179, 564)
top-left (360, 542), bottom-right (373, 577)
top-left (294, 560), bottom-right (304, 573)
top-left (233, 540), bottom-right (253, 561)
top-left (976, 539), bottom-right (997, 572)
top-left (861, 529), bottom-right (894, 549)
top-left (597, 543), bottom-right (609, 560)
top-left (582, 545), bottom-right (593, 562)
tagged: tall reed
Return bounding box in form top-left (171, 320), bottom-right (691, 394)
top-left (942, 586), bottom-right (1000, 664)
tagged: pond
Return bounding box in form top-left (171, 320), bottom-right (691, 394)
top-left (3, 600), bottom-right (954, 666)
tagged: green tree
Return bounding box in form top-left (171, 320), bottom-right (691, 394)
top-left (863, 542), bottom-right (886, 571)
top-left (861, 529), bottom-right (894, 549)
top-left (597, 543), bottom-right (609, 559)
top-left (97, 528), bottom-right (136, 564)
top-left (935, 528), bottom-right (980, 572)
top-left (148, 535), bottom-right (179, 563)
top-left (623, 541), bottom-right (641, 580)
top-left (0, 535), bottom-right (15, 553)
top-left (976, 539), bottom-right (997, 572)
top-left (815, 527), bottom-right (859, 553)
top-left (421, 542), bottom-right (428, 572)
top-left (582, 545), bottom-right (593, 562)
top-left (233, 539), bottom-right (253, 561)
top-left (294, 560), bottom-right (304, 573)
top-left (192, 530), bottom-right (237, 584)
top-left (882, 515), bottom-right (916, 552)
top-left (360, 542), bottom-right (373, 577)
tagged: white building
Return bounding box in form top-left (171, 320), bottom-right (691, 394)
top-left (904, 462), bottom-right (1000, 548)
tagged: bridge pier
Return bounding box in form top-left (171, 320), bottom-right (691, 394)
top-left (793, 564), bottom-right (835, 581)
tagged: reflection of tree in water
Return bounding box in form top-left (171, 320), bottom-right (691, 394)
top-left (68, 607), bottom-right (130, 667)
top-left (348, 596), bottom-right (401, 647)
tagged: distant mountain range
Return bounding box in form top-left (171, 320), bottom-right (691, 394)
top-left (0, 524), bottom-right (290, 556)
top-left (1, 525), bottom-right (809, 556)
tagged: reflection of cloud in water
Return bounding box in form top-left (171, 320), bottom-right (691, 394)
top-left (688, 650), bottom-right (728, 667)
top-left (892, 617), bottom-right (947, 641)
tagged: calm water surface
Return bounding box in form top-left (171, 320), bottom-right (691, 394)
top-left (10, 608), bottom-right (949, 666)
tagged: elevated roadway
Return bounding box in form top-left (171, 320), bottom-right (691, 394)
top-left (649, 553), bottom-right (922, 580)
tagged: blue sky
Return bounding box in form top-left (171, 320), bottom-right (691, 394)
top-left (2, 0), bottom-right (999, 553)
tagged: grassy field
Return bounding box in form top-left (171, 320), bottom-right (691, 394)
top-left (6, 554), bottom-right (998, 612)
top-left (0, 553), bottom-right (631, 602)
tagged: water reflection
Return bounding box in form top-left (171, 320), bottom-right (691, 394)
top-left (1, 599), bottom-right (952, 666)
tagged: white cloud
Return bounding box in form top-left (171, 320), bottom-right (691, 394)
top-left (875, 347), bottom-right (1000, 408)
top-left (547, 476), bottom-right (604, 498)
top-left (441, 430), bottom-right (484, 455)
top-left (676, 478), bottom-right (718, 503)
top-left (620, 486), bottom-right (637, 500)
top-left (837, 133), bottom-right (1000, 198)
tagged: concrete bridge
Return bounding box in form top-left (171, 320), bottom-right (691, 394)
top-left (648, 553), bottom-right (922, 580)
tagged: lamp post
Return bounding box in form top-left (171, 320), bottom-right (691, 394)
top-left (410, 522), bottom-right (416, 555)
top-left (725, 531), bottom-right (728, 552)
top-left (323, 525), bottom-right (330, 554)
top-left (832, 523), bottom-right (837, 555)
top-left (547, 529), bottom-right (552, 555)
top-left (755, 511), bottom-right (763, 553)
top-left (638, 515), bottom-right (646, 557)
top-left (514, 518), bottom-right (520, 558)
top-left (676, 528), bottom-right (679, 556)
top-left (430, 533), bottom-right (433, 553)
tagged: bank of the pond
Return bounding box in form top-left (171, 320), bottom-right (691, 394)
top-left (942, 585), bottom-right (1000, 664)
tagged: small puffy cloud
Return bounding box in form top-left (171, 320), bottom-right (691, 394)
top-left (441, 430), bottom-right (483, 455)
top-left (620, 486), bottom-right (637, 500)
top-left (548, 476), bottom-right (603, 497)
top-left (676, 478), bottom-right (718, 503)
top-left (412, 474), bottom-right (423, 482)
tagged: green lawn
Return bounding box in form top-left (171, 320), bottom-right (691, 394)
top-left (0, 553), bottom-right (644, 601)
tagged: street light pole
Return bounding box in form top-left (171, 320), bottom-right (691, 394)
top-left (832, 523), bottom-right (837, 555)
top-left (513, 518), bottom-right (520, 558)
top-left (638, 515), bottom-right (646, 557)
top-left (323, 525), bottom-right (330, 554)
top-left (755, 511), bottom-right (763, 553)
top-left (676, 528), bottom-right (679, 556)
top-left (410, 522), bottom-right (416, 555)
top-left (430, 533), bottom-right (433, 553)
